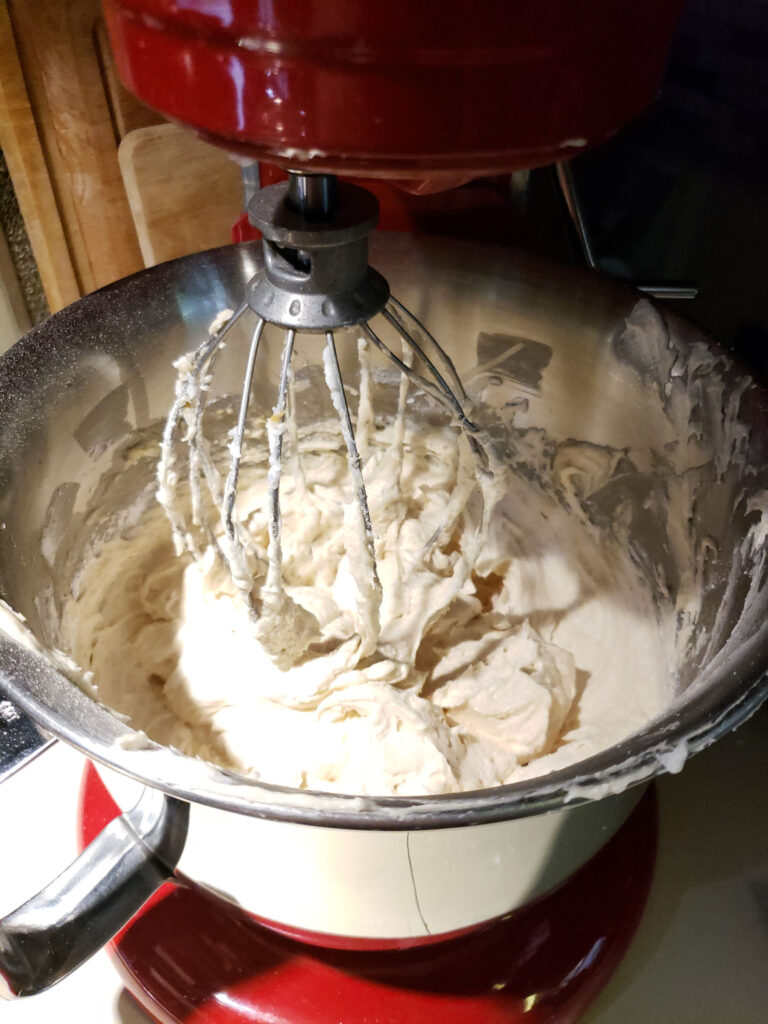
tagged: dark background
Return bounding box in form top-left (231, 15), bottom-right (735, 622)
top-left (560, 0), bottom-right (768, 370)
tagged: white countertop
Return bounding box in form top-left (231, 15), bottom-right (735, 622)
top-left (1, 705), bottom-right (767, 1023)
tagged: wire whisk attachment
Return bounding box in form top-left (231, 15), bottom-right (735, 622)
top-left (158, 172), bottom-right (483, 665)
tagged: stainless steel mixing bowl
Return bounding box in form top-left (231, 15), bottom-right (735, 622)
top-left (1, 237), bottom-right (767, 995)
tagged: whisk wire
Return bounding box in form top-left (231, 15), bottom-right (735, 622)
top-left (323, 333), bottom-right (376, 542)
top-left (361, 321), bottom-right (450, 416)
top-left (158, 300), bottom-right (249, 556)
top-left (265, 329), bottom-right (296, 594)
top-left (322, 330), bottom-right (383, 649)
top-left (221, 318), bottom-right (266, 604)
top-left (387, 295), bottom-right (470, 404)
top-left (192, 299), bottom-right (249, 374)
top-left (380, 305), bottom-right (476, 432)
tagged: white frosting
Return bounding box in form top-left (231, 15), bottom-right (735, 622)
top-left (52, 403), bottom-right (673, 796)
top-left (1, 293), bottom-right (762, 813)
top-left (10, 299), bottom-right (736, 797)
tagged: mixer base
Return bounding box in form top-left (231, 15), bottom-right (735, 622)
top-left (79, 765), bottom-right (656, 1024)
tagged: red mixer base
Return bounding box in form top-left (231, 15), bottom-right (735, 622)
top-left (79, 765), bottom-right (656, 1024)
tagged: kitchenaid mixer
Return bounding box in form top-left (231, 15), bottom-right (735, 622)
top-left (120, 0), bottom-right (688, 643)
top-left (4, 2), bottom-right (768, 1024)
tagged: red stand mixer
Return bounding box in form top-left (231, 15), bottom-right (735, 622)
top-left (103, 0), bottom-right (687, 240)
top-left (95, 3), bottom-right (679, 1022)
top-left (8, 3), bottom-right (742, 1022)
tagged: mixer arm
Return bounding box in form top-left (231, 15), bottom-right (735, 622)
top-left (0, 784), bottom-right (189, 998)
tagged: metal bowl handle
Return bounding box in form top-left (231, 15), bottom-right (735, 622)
top-left (0, 784), bottom-right (189, 998)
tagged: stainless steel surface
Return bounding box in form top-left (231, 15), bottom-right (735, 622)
top-left (0, 688), bottom-right (53, 784)
top-left (0, 785), bottom-right (188, 998)
top-left (0, 236), bottom-right (766, 830)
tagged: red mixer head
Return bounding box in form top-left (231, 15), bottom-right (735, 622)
top-left (104, 0), bottom-right (684, 191)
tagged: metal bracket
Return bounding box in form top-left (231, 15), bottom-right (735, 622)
top-left (246, 172), bottom-right (389, 330)
top-left (556, 161), bottom-right (699, 301)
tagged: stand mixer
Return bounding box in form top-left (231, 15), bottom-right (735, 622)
top-left (109, 0), bottom-right (686, 637)
top-left (9, 2), bottom-right (768, 1022)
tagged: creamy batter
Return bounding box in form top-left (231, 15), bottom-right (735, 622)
top-left (52, 373), bottom-right (673, 795)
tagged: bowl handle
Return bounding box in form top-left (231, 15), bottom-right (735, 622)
top-left (0, 783), bottom-right (189, 998)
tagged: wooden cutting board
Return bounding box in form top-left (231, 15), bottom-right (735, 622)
top-left (4, 0), bottom-right (147, 299)
top-left (118, 123), bottom-right (243, 267)
top-left (0, 0), bottom-right (80, 311)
